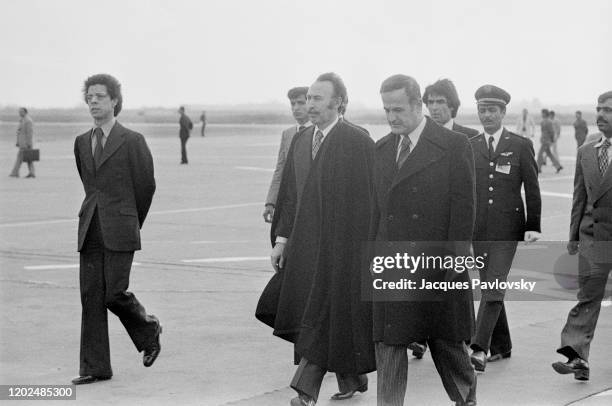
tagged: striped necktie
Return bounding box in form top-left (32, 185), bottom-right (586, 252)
top-left (599, 138), bottom-right (611, 175)
top-left (396, 135), bottom-right (412, 168)
top-left (312, 130), bottom-right (323, 159)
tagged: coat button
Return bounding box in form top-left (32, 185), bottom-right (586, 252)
top-left (489, 174), bottom-right (494, 179)
top-left (412, 187), bottom-right (417, 192)
top-left (489, 186), bottom-right (493, 191)
top-left (410, 242), bottom-right (416, 248)
top-left (489, 162), bottom-right (495, 167)
top-left (488, 199), bottom-right (493, 204)
top-left (483, 252), bottom-right (488, 257)
top-left (411, 214), bottom-right (419, 219)
top-left (387, 215), bottom-right (394, 221)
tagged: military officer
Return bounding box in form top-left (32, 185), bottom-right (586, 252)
top-left (469, 85), bottom-right (542, 372)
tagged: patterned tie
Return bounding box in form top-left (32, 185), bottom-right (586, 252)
top-left (396, 135), bottom-right (412, 169)
top-left (93, 127), bottom-right (104, 166)
top-left (312, 130), bottom-right (324, 159)
top-left (488, 136), bottom-right (495, 159)
top-left (599, 138), bottom-right (611, 175)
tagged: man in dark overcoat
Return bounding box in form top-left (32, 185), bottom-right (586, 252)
top-left (269, 72), bottom-right (376, 406)
top-left (372, 74), bottom-right (477, 406)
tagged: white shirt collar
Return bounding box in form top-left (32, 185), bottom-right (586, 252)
top-left (443, 118), bottom-right (454, 130)
top-left (397, 116), bottom-right (426, 151)
top-left (297, 121), bottom-right (312, 131)
top-left (93, 117), bottom-right (116, 138)
top-left (594, 134), bottom-right (612, 148)
top-left (484, 126), bottom-right (504, 148)
top-left (314, 115), bottom-right (339, 140)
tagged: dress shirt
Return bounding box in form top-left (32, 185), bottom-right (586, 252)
top-left (297, 121), bottom-right (312, 132)
top-left (396, 116), bottom-right (426, 161)
top-left (594, 135), bottom-right (612, 166)
top-left (443, 119), bottom-right (454, 130)
top-left (90, 117), bottom-right (116, 155)
top-left (484, 126), bottom-right (504, 153)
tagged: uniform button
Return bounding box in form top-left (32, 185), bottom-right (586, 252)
top-left (411, 214), bottom-right (419, 219)
top-left (488, 199), bottom-right (493, 204)
top-left (412, 187), bottom-right (418, 192)
top-left (489, 186), bottom-right (493, 191)
top-left (410, 242), bottom-right (416, 248)
top-left (489, 174), bottom-right (494, 179)
top-left (489, 162), bottom-right (495, 167)
top-left (483, 252), bottom-right (488, 257)
top-left (388, 215), bottom-right (394, 221)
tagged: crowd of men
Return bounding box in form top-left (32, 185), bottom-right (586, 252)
top-left (259, 73), bottom-right (612, 406)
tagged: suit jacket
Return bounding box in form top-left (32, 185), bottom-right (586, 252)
top-left (179, 114), bottom-right (192, 138)
top-left (470, 129), bottom-right (541, 241)
top-left (570, 136), bottom-right (612, 262)
top-left (74, 122), bottom-right (156, 252)
top-left (16, 115), bottom-right (33, 148)
top-left (452, 121), bottom-right (479, 137)
top-left (372, 117), bottom-right (476, 344)
top-left (265, 125), bottom-right (305, 206)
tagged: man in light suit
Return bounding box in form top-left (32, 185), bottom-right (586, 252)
top-left (262, 86), bottom-right (311, 223)
top-left (553, 90), bottom-right (612, 381)
top-left (424, 78), bottom-right (479, 138)
top-left (372, 74), bottom-right (476, 406)
top-left (9, 107), bottom-right (35, 178)
top-left (468, 85), bottom-right (542, 372)
top-left (72, 74), bottom-right (161, 385)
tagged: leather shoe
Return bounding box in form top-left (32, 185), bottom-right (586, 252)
top-left (290, 394), bottom-right (316, 405)
top-left (408, 342), bottom-right (427, 359)
top-left (552, 358), bottom-right (589, 381)
top-left (470, 351), bottom-right (486, 372)
top-left (556, 166), bottom-right (563, 174)
top-left (71, 375), bottom-right (111, 385)
top-left (487, 351), bottom-right (511, 362)
top-left (331, 383), bottom-right (367, 400)
top-left (143, 318), bottom-right (162, 367)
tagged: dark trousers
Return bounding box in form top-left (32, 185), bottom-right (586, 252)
top-left (79, 212), bottom-right (158, 377)
top-left (290, 357), bottom-right (367, 402)
top-left (10, 148), bottom-right (35, 176)
top-left (558, 258), bottom-right (611, 361)
top-left (375, 340), bottom-right (476, 406)
top-left (180, 136), bottom-right (189, 163)
top-left (471, 241), bottom-right (517, 355)
top-left (537, 142), bottom-right (561, 170)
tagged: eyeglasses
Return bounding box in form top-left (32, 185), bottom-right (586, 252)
top-left (86, 93), bottom-right (110, 102)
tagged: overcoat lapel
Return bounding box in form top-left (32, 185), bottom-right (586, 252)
top-left (378, 135), bottom-right (398, 185)
top-left (96, 122), bottom-right (126, 170)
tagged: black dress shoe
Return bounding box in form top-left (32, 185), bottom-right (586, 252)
top-left (71, 375), bottom-right (111, 385)
top-left (143, 319), bottom-right (162, 367)
top-left (470, 351), bottom-right (486, 372)
top-left (487, 351), bottom-right (511, 362)
top-left (552, 358), bottom-right (589, 380)
top-left (556, 166), bottom-right (563, 174)
top-left (331, 383), bottom-right (367, 400)
top-left (408, 342), bottom-right (427, 359)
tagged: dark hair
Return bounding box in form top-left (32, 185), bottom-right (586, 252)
top-left (83, 74), bottom-right (123, 116)
top-left (179, 106), bottom-right (185, 112)
top-left (287, 86), bottom-right (309, 100)
top-left (423, 78), bottom-right (460, 118)
top-left (598, 91), bottom-right (612, 103)
top-left (541, 109), bottom-right (550, 117)
top-left (380, 74), bottom-right (422, 106)
top-left (550, 110), bottom-right (555, 117)
top-left (315, 72), bottom-right (347, 105)
top-left (576, 110), bottom-right (582, 115)
top-left (19, 107), bottom-right (28, 114)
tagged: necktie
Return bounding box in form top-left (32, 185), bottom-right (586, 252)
top-left (298, 125), bottom-right (306, 132)
top-left (312, 130), bottom-right (323, 159)
top-left (488, 136), bottom-right (495, 158)
top-left (93, 127), bottom-right (104, 166)
top-left (396, 135), bottom-right (412, 169)
top-left (599, 138), bottom-right (611, 175)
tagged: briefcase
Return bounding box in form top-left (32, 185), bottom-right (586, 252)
top-left (22, 149), bottom-right (40, 162)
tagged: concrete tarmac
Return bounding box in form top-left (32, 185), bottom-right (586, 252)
top-left (0, 122), bottom-right (610, 405)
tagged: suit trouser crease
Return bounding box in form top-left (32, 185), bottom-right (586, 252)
top-left (558, 259), bottom-right (611, 361)
top-left (79, 213), bottom-right (157, 376)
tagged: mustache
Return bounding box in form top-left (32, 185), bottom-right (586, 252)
top-left (598, 118), bottom-right (609, 124)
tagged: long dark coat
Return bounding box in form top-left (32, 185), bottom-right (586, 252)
top-left (265, 120), bottom-right (376, 375)
top-left (372, 117), bottom-right (476, 344)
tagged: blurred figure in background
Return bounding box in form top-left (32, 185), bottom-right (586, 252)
top-left (200, 110), bottom-right (207, 137)
top-left (573, 110), bottom-right (589, 148)
top-left (178, 106), bottom-right (193, 164)
top-left (550, 110), bottom-right (561, 160)
top-left (9, 107), bottom-right (35, 178)
top-left (515, 108), bottom-right (536, 139)
top-left (537, 109), bottom-right (563, 173)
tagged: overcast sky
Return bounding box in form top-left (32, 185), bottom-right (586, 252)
top-left (1, 0), bottom-right (610, 110)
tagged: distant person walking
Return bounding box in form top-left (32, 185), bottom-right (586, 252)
top-left (515, 108), bottom-right (536, 139)
top-left (550, 110), bottom-right (561, 160)
top-left (179, 106), bottom-right (193, 164)
top-left (573, 110), bottom-right (589, 148)
top-left (9, 107), bottom-right (35, 178)
top-left (537, 109), bottom-right (563, 173)
top-left (200, 110), bottom-right (207, 137)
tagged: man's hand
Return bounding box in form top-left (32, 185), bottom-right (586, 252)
top-left (271, 242), bottom-right (286, 272)
top-left (567, 241), bottom-right (579, 255)
top-left (263, 204), bottom-right (275, 223)
top-left (524, 231), bottom-right (541, 243)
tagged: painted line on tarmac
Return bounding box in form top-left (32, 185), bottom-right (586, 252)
top-left (0, 202), bottom-right (260, 228)
top-left (540, 191), bottom-right (573, 199)
top-left (538, 175), bottom-right (574, 182)
top-left (182, 256), bottom-right (268, 263)
top-left (24, 262), bottom-right (142, 270)
top-left (234, 166), bottom-right (274, 172)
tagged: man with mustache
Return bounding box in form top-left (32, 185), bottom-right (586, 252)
top-left (268, 73), bottom-right (376, 405)
top-left (469, 85), bottom-right (541, 372)
top-left (72, 74), bottom-right (161, 385)
top-left (553, 90), bottom-right (612, 381)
